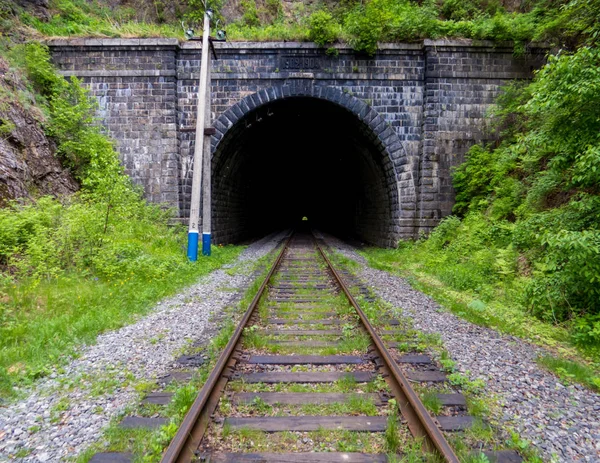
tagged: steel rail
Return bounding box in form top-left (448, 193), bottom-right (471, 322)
top-left (314, 237), bottom-right (460, 463)
top-left (161, 233), bottom-right (292, 463)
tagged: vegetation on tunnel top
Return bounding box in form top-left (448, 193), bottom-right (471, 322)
top-left (1, 0), bottom-right (598, 55)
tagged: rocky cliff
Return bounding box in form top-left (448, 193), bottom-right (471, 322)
top-left (0, 57), bottom-right (78, 206)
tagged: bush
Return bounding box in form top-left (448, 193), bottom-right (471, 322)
top-left (450, 45), bottom-right (600, 341)
top-left (308, 10), bottom-right (340, 47)
top-left (0, 38), bottom-right (249, 398)
top-left (21, 43), bottom-right (127, 196)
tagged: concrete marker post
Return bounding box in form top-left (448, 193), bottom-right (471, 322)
top-left (187, 11), bottom-right (211, 261)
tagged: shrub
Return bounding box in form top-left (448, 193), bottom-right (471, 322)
top-left (308, 10), bottom-right (340, 47)
top-left (21, 43), bottom-right (127, 196)
top-left (450, 45), bottom-right (600, 339)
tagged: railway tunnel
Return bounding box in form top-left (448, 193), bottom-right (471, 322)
top-left (210, 95), bottom-right (398, 247)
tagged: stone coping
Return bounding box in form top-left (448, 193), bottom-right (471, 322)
top-left (46, 38), bottom-right (549, 50)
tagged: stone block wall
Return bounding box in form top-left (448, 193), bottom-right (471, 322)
top-left (176, 42), bottom-right (425, 238)
top-left (48, 38), bottom-right (547, 244)
top-left (50, 39), bottom-right (180, 205)
top-left (420, 40), bottom-right (547, 223)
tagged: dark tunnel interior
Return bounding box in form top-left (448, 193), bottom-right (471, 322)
top-left (211, 97), bottom-right (395, 246)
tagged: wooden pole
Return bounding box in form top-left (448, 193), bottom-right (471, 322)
top-left (187, 11), bottom-right (211, 261)
top-left (202, 52), bottom-right (212, 256)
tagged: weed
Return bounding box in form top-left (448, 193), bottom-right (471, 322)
top-left (537, 354), bottom-right (600, 392)
top-left (341, 322), bottom-right (355, 337)
top-left (421, 390), bottom-right (442, 414)
top-left (14, 448), bottom-right (32, 458)
top-left (447, 372), bottom-right (486, 394)
top-left (211, 320), bottom-right (235, 351)
top-left (508, 432), bottom-right (544, 462)
top-left (338, 333), bottom-right (371, 353)
top-left (466, 396), bottom-right (489, 418)
top-left (463, 453), bottom-right (491, 463)
top-left (249, 396), bottom-right (272, 414)
top-left (349, 394), bottom-right (378, 415)
top-left (336, 373), bottom-right (357, 392)
top-left (244, 326), bottom-right (267, 350)
top-left (89, 376), bottom-right (121, 397)
top-left (49, 397), bottom-right (70, 423)
top-left (222, 420), bottom-right (232, 438)
top-left (439, 350), bottom-right (457, 372)
top-left (384, 409), bottom-right (400, 453)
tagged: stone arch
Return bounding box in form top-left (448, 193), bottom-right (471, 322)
top-left (205, 84), bottom-right (413, 246)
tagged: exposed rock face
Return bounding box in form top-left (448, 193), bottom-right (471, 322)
top-left (0, 58), bottom-right (78, 205)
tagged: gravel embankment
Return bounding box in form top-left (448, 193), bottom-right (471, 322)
top-left (0, 232), bottom-right (285, 463)
top-left (321, 233), bottom-right (600, 463)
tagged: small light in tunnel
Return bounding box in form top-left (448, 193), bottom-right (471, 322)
top-left (302, 216), bottom-right (308, 221)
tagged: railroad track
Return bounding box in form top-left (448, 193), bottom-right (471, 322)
top-left (160, 231), bottom-right (514, 462)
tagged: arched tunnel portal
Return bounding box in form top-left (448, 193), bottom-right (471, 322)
top-left (209, 90), bottom-right (402, 247)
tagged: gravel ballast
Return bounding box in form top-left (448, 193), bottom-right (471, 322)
top-left (320, 233), bottom-right (600, 463)
top-left (0, 232), bottom-right (285, 462)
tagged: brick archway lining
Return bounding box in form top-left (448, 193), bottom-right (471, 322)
top-left (208, 85), bottom-right (410, 246)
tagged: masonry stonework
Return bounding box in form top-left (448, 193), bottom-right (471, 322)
top-left (49, 38), bottom-right (546, 245)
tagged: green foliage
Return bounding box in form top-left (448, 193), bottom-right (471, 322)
top-left (21, 43), bottom-right (126, 193)
top-left (451, 46), bottom-right (600, 339)
top-left (341, 0), bottom-right (548, 55)
top-left (536, 354), bottom-right (600, 391)
top-left (240, 0), bottom-right (261, 27)
top-left (0, 42), bottom-right (245, 397)
top-left (344, 0), bottom-right (442, 55)
top-left (441, 0), bottom-right (502, 21)
top-left (308, 10), bottom-right (340, 47)
top-left (358, 15), bottom-right (600, 385)
top-left (19, 0), bottom-right (181, 37)
top-left (452, 145), bottom-right (496, 215)
top-left (9, 0), bottom-right (599, 57)
top-left (186, 0), bottom-right (226, 24)
top-left (384, 407), bottom-right (400, 453)
top-left (420, 390), bottom-right (442, 414)
top-left (0, 194), bottom-right (243, 397)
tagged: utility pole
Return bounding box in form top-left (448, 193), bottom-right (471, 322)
top-left (187, 9), bottom-right (212, 261)
top-left (201, 52), bottom-right (212, 256)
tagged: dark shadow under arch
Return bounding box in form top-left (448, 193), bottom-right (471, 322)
top-left (205, 85), bottom-right (408, 246)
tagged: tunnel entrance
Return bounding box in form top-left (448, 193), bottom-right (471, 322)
top-left (211, 94), bottom-right (397, 246)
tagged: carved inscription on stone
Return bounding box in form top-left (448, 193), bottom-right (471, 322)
top-left (281, 55), bottom-right (321, 70)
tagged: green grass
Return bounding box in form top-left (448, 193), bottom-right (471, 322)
top-left (338, 332), bottom-right (371, 352)
top-left (360, 247), bottom-right (600, 392)
top-left (537, 354), bottom-right (600, 391)
top-left (299, 395), bottom-right (378, 416)
top-left (214, 427), bottom-right (399, 454)
top-left (230, 395), bottom-right (380, 417)
top-left (75, 417), bottom-right (176, 463)
top-left (0, 242), bottom-right (243, 398)
top-left (420, 390), bottom-right (442, 414)
top-left (384, 412), bottom-right (401, 454)
top-left (228, 373), bottom-right (389, 394)
top-left (71, 249), bottom-right (282, 462)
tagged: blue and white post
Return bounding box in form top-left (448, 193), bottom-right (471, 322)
top-left (187, 9), bottom-right (212, 261)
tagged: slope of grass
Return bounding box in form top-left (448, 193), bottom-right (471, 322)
top-left (360, 241), bottom-right (600, 392)
top-left (0, 41), bottom-right (245, 399)
top-left (0, 209), bottom-right (243, 398)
